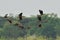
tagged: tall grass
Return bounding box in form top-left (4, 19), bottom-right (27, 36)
top-left (0, 36), bottom-right (60, 40)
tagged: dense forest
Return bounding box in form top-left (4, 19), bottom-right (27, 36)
top-left (0, 13), bottom-right (60, 40)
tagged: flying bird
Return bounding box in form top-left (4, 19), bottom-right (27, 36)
top-left (4, 14), bottom-right (12, 23)
top-left (39, 10), bottom-right (43, 15)
top-left (19, 13), bottom-right (23, 20)
top-left (19, 26), bottom-right (24, 29)
top-left (18, 23), bottom-right (24, 29)
top-left (37, 15), bottom-right (41, 21)
top-left (39, 24), bottom-right (42, 27)
top-left (14, 23), bottom-right (24, 29)
top-left (4, 14), bottom-right (8, 18)
top-left (7, 19), bottom-right (12, 23)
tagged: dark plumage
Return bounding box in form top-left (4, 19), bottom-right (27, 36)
top-left (37, 15), bottom-right (41, 21)
top-left (19, 26), bottom-right (24, 29)
top-left (19, 13), bottom-right (23, 20)
top-left (14, 23), bottom-right (24, 29)
top-left (39, 10), bottom-right (43, 15)
top-left (39, 24), bottom-right (41, 27)
top-left (7, 19), bottom-right (12, 23)
top-left (4, 14), bottom-right (8, 18)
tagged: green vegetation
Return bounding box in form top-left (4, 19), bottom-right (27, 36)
top-left (0, 13), bottom-right (60, 40)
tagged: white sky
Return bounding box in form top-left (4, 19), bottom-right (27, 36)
top-left (0, 0), bottom-right (60, 17)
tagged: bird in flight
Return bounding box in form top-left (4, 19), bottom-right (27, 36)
top-left (4, 14), bottom-right (12, 24)
top-left (19, 13), bottom-right (23, 20)
top-left (14, 23), bottom-right (24, 29)
top-left (39, 10), bottom-right (43, 15)
top-left (37, 9), bottom-right (43, 27)
top-left (4, 14), bottom-right (8, 18)
top-left (37, 15), bottom-right (41, 21)
top-left (7, 19), bottom-right (12, 23)
top-left (38, 24), bottom-right (42, 27)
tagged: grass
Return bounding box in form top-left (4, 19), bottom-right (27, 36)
top-left (0, 36), bottom-right (60, 40)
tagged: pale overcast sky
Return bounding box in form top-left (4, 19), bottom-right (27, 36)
top-left (0, 0), bottom-right (60, 17)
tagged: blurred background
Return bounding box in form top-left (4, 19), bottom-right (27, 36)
top-left (0, 0), bottom-right (60, 40)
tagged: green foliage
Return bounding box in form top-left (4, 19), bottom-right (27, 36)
top-left (0, 13), bottom-right (60, 40)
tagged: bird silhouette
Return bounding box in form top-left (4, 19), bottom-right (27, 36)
top-left (37, 9), bottom-right (43, 27)
top-left (39, 24), bottom-right (42, 27)
top-left (7, 19), bottom-right (12, 23)
top-left (4, 14), bottom-right (12, 23)
top-left (14, 23), bottom-right (24, 29)
top-left (37, 15), bottom-right (41, 21)
top-left (19, 13), bottom-right (23, 20)
top-left (39, 10), bottom-right (43, 15)
top-left (4, 14), bottom-right (8, 18)
top-left (18, 23), bottom-right (24, 29)
top-left (19, 26), bottom-right (24, 29)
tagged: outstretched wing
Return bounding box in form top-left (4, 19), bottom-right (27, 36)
top-left (37, 15), bottom-right (41, 21)
top-left (7, 19), bottom-right (12, 23)
top-left (19, 13), bottom-right (23, 20)
top-left (4, 14), bottom-right (8, 18)
top-left (39, 10), bottom-right (43, 15)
